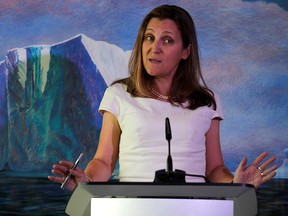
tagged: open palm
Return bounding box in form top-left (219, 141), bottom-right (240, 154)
top-left (233, 152), bottom-right (278, 188)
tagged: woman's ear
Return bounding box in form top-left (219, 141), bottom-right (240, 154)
top-left (181, 44), bottom-right (191, 60)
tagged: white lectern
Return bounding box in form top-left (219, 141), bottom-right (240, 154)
top-left (65, 182), bottom-right (257, 216)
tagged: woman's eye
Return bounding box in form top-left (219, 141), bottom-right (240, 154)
top-left (164, 38), bottom-right (173, 45)
top-left (145, 35), bottom-right (154, 41)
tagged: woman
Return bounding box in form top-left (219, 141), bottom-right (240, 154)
top-left (48, 5), bottom-right (277, 191)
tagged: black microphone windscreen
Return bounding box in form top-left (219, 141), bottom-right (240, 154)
top-left (165, 117), bottom-right (172, 141)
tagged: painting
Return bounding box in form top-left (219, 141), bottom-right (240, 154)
top-left (1, 0), bottom-right (287, 177)
top-left (0, 0), bottom-right (287, 214)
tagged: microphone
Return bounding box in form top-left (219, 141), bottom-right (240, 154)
top-left (166, 118), bottom-right (173, 173)
top-left (153, 117), bottom-right (186, 184)
top-left (165, 117), bottom-right (172, 141)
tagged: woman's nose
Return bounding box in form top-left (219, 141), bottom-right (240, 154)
top-left (151, 40), bottom-right (161, 54)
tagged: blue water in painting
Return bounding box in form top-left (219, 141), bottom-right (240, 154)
top-left (0, 172), bottom-right (287, 215)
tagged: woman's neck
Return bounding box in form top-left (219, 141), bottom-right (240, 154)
top-left (148, 79), bottom-right (172, 100)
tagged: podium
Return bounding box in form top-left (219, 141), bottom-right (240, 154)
top-left (65, 182), bottom-right (257, 216)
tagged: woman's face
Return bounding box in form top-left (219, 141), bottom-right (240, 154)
top-left (142, 18), bottom-right (190, 81)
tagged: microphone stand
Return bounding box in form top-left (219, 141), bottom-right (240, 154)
top-left (153, 118), bottom-right (186, 184)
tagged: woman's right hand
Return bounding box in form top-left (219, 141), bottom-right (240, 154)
top-left (48, 160), bottom-right (89, 191)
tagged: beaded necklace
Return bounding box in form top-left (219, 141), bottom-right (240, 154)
top-left (147, 85), bottom-right (171, 100)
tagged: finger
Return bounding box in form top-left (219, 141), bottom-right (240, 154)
top-left (69, 168), bottom-right (85, 179)
top-left (48, 175), bottom-right (65, 183)
top-left (236, 156), bottom-right (248, 172)
top-left (53, 160), bottom-right (76, 173)
top-left (52, 164), bottom-right (70, 175)
top-left (251, 152), bottom-right (269, 167)
top-left (262, 164), bottom-right (278, 176)
top-left (51, 168), bottom-right (67, 177)
top-left (48, 173), bottom-right (78, 191)
top-left (59, 160), bottom-right (74, 168)
top-left (258, 156), bottom-right (276, 170)
top-left (261, 171), bottom-right (277, 184)
top-left (65, 180), bottom-right (78, 191)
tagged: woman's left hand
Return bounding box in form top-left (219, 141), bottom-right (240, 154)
top-left (233, 152), bottom-right (278, 188)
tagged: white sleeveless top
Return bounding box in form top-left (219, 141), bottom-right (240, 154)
top-left (99, 83), bottom-right (223, 182)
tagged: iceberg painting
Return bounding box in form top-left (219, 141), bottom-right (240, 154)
top-left (0, 34), bottom-right (129, 174)
top-left (0, 34), bottom-right (287, 178)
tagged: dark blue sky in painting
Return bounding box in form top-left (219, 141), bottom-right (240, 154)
top-left (0, 0), bottom-right (287, 174)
